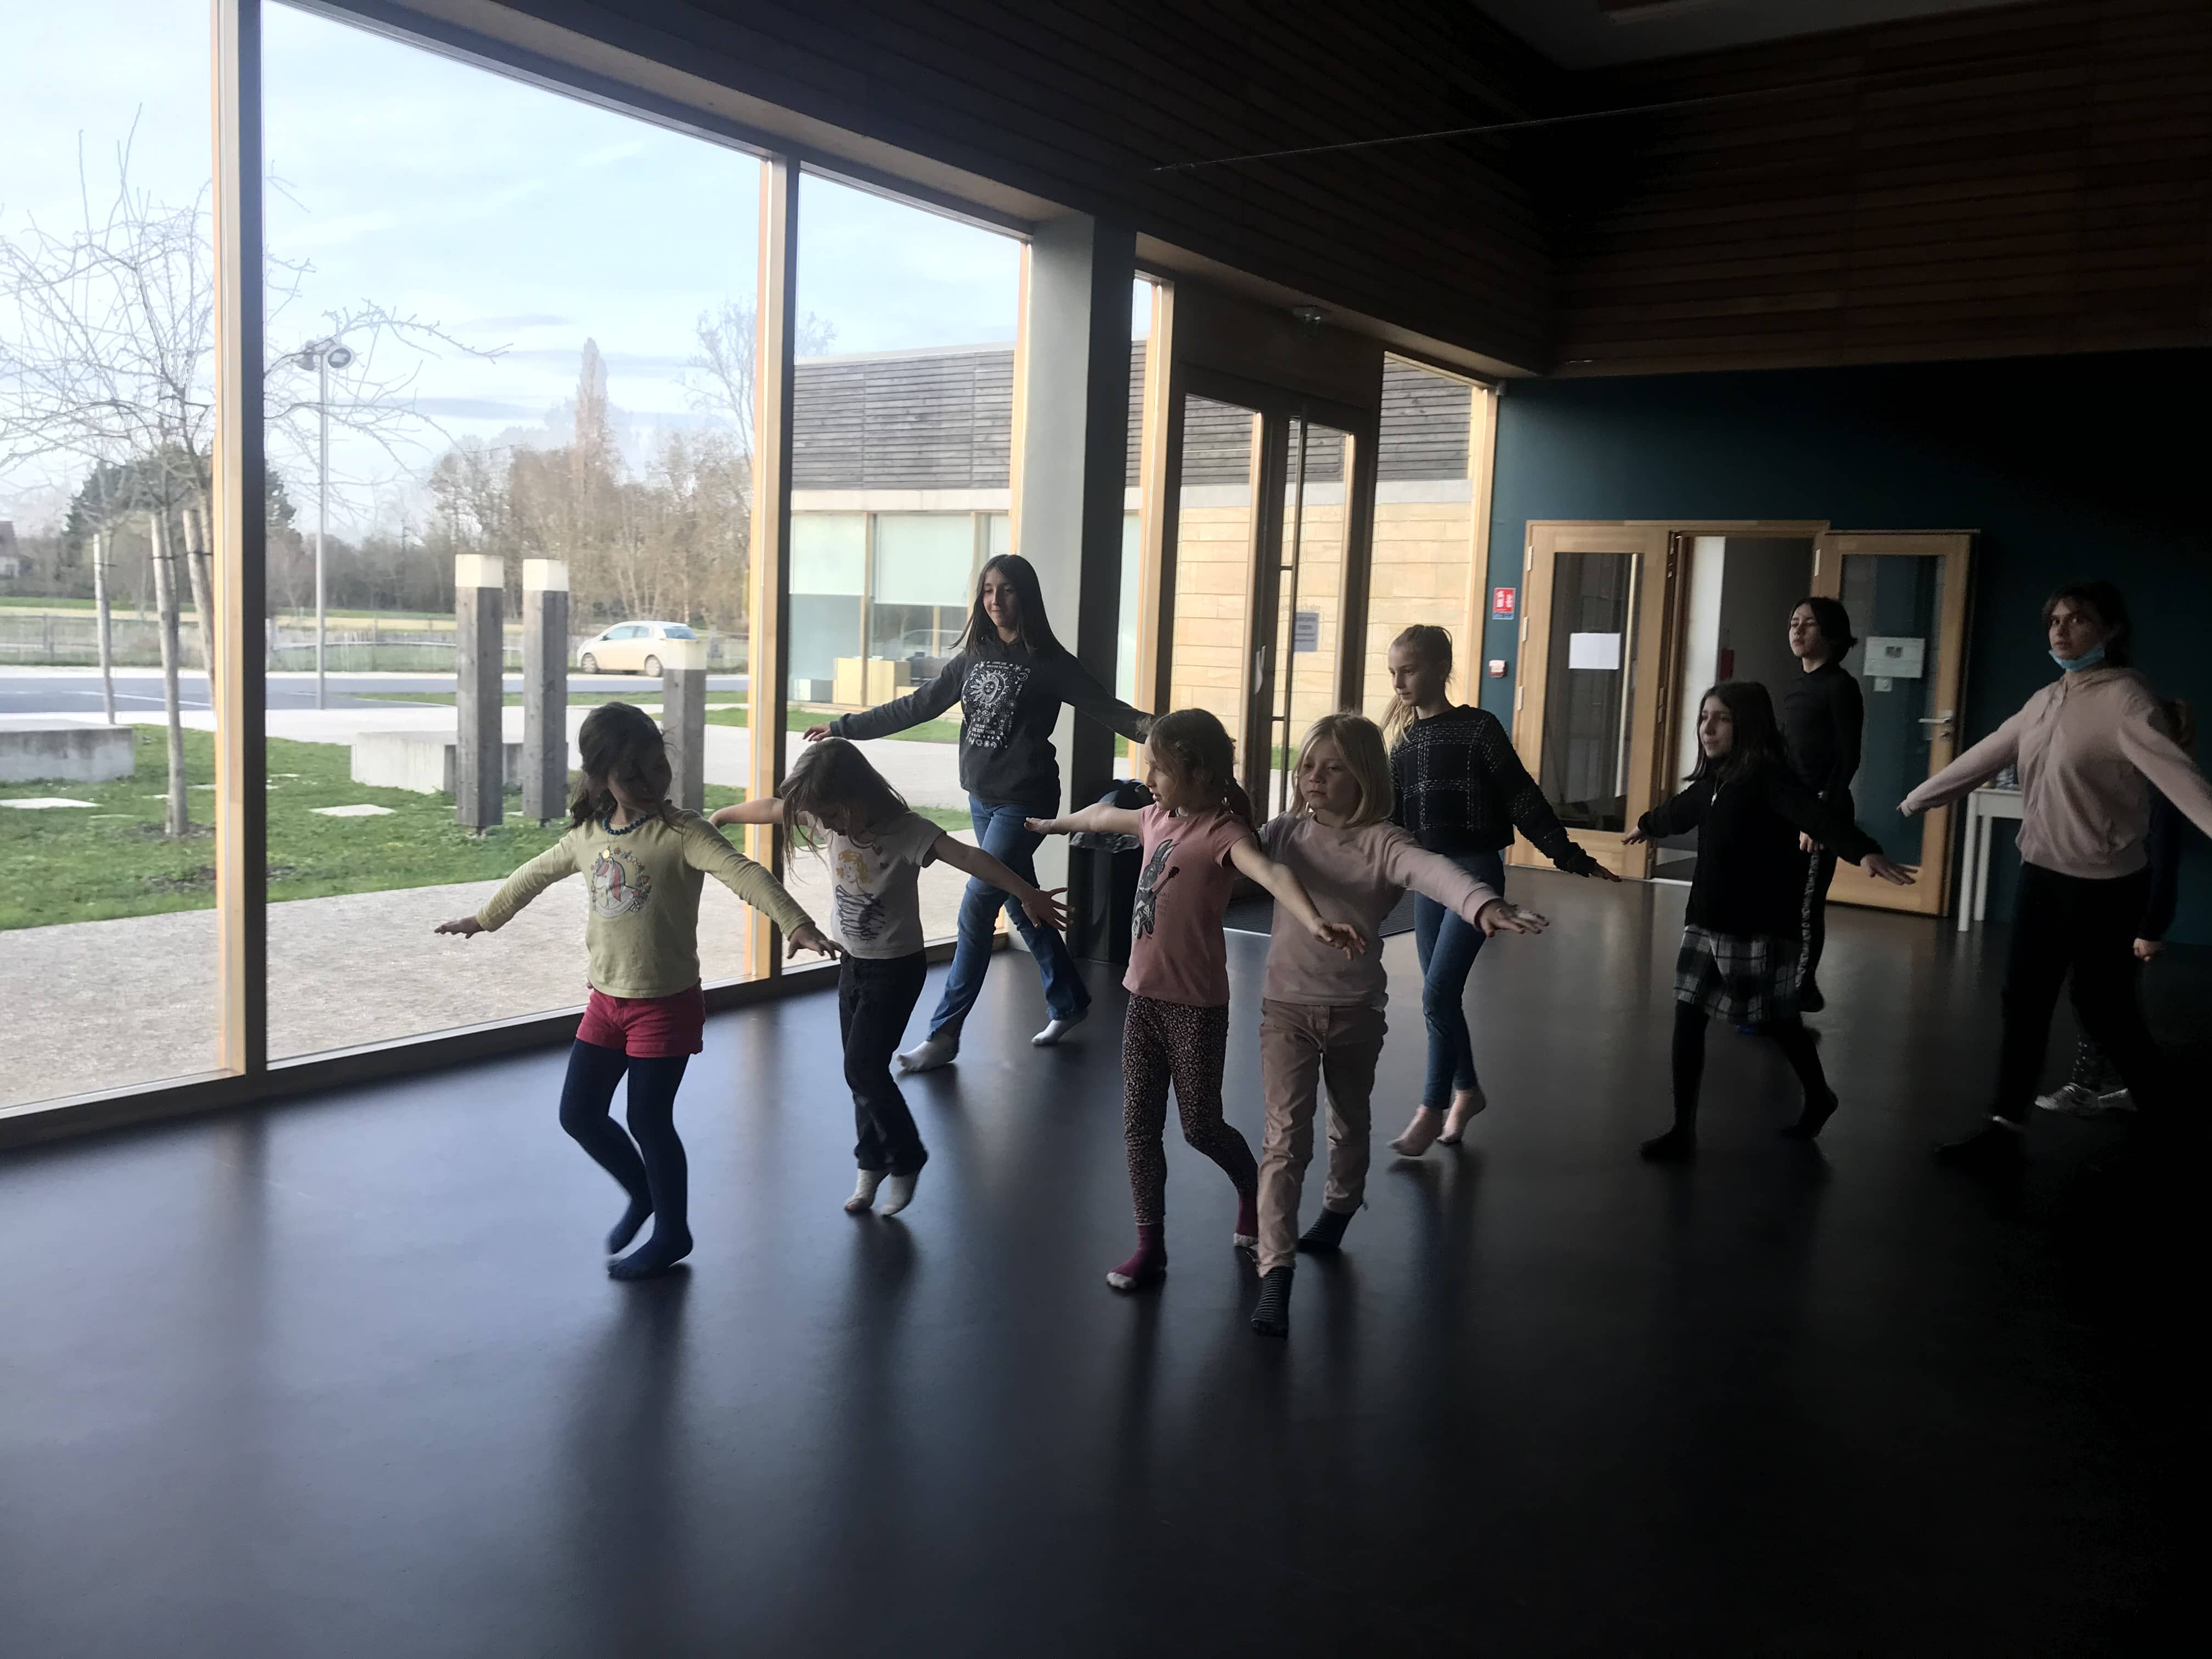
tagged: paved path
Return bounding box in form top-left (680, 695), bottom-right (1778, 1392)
top-left (0, 667), bottom-right (746, 719)
top-left (3, 846), bottom-right (984, 1111)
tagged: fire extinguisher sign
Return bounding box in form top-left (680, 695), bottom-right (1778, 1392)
top-left (1492, 587), bottom-right (1516, 619)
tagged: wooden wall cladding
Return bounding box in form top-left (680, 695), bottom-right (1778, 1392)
top-left (491, 0), bottom-right (1563, 373)
top-left (1543, 0), bottom-right (2212, 374)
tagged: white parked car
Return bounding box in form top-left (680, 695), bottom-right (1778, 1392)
top-left (575, 620), bottom-right (698, 676)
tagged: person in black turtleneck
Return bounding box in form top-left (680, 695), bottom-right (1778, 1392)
top-left (1780, 597), bottom-right (1866, 1013)
top-left (1627, 682), bottom-right (1913, 1161)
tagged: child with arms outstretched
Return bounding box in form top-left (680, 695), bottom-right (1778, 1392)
top-left (1248, 714), bottom-right (1546, 1337)
top-left (713, 737), bottom-right (1067, 1217)
top-left (1029, 708), bottom-right (1364, 1293)
top-left (1626, 682), bottom-right (1912, 1161)
top-left (436, 702), bottom-right (835, 1278)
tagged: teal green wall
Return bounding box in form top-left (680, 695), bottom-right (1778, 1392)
top-left (1485, 349), bottom-right (2211, 944)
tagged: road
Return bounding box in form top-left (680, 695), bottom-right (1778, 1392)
top-left (0, 668), bottom-right (749, 719)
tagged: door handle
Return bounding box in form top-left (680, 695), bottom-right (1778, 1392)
top-left (1917, 710), bottom-right (1954, 727)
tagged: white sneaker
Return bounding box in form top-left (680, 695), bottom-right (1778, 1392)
top-left (896, 1035), bottom-right (958, 1073)
top-left (878, 1172), bottom-right (918, 1217)
top-left (844, 1170), bottom-right (884, 1214)
top-left (1032, 1007), bottom-right (1089, 1047)
top-left (2095, 1087), bottom-right (2138, 1114)
top-left (2035, 1083), bottom-right (2102, 1118)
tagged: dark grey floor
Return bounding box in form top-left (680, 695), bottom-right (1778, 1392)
top-left (1, 872), bottom-right (2193, 1656)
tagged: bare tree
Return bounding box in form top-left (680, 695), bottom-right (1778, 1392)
top-left (1, 123), bottom-right (492, 833)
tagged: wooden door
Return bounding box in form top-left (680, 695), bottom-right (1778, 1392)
top-left (1810, 531), bottom-right (1976, 916)
top-left (1511, 523), bottom-right (1674, 877)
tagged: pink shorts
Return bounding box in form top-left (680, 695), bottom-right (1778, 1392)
top-left (576, 984), bottom-right (706, 1058)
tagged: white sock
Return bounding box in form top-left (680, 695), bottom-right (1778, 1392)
top-left (878, 1171), bottom-right (918, 1217)
top-left (896, 1035), bottom-right (958, 1073)
top-left (844, 1170), bottom-right (884, 1214)
top-left (1031, 1008), bottom-right (1088, 1047)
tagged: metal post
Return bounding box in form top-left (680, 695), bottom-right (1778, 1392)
top-left (662, 637), bottom-right (709, 814)
top-left (315, 351), bottom-right (328, 708)
top-left (522, 558), bottom-right (569, 822)
top-left (454, 554), bottom-right (505, 831)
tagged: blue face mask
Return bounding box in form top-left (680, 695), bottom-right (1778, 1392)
top-left (2051, 642), bottom-right (2107, 673)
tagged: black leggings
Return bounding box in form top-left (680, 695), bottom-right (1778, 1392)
top-left (1671, 1001), bottom-right (1830, 1127)
top-left (1995, 862), bottom-right (2168, 1123)
top-left (558, 1040), bottom-right (690, 1236)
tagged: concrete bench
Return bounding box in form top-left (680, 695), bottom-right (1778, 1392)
top-left (351, 730), bottom-right (528, 797)
top-left (0, 721), bottom-right (136, 785)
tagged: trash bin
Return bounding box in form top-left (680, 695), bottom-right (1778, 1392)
top-left (1066, 778), bottom-right (1153, 967)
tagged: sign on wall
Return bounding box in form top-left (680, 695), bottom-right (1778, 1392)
top-left (1292, 610), bottom-right (1321, 653)
top-left (1492, 586), bottom-right (1516, 619)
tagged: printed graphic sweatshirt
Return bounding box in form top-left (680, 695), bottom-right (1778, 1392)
top-left (476, 809), bottom-right (814, 998)
top-left (830, 633), bottom-right (1149, 808)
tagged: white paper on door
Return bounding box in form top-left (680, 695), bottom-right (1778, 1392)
top-left (1863, 636), bottom-right (1926, 679)
top-left (1568, 631), bottom-right (1622, 671)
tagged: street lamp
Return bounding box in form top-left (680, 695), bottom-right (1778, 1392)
top-left (295, 338), bottom-right (353, 709)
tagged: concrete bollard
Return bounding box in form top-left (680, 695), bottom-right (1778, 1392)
top-left (661, 636), bottom-right (709, 814)
top-left (454, 554), bottom-right (505, 831)
top-left (521, 560), bottom-right (569, 822)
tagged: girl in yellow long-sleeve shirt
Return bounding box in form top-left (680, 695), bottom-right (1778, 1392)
top-left (437, 702), bottom-right (836, 1278)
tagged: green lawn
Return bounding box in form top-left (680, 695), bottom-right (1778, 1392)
top-left (2, 727), bottom-right (970, 930)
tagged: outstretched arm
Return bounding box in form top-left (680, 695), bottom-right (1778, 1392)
top-left (1228, 837), bottom-right (1365, 959)
top-left (1472, 709), bottom-right (1615, 879)
top-left (1026, 803), bottom-right (1146, 837)
top-left (437, 838), bottom-right (579, 938)
top-left (1765, 769), bottom-right (1915, 886)
top-left (1049, 652), bottom-right (1153, 743)
top-left (932, 833), bottom-right (1070, 933)
top-left (1901, 712), bottom-right (2022, 817)
top-left (1380, 831), bottom-right (1543, 937)
top-left (708, 797), bottom-right (785, 828)
top-left (816, 656), bottom-right (965, 743)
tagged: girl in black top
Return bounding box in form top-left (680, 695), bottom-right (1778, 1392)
top-left (1627, 682), bottom-right (1912, 1161)
top-left (1381, 624), bottom-right (1620, 1158)
top-left (1781, 597), bottom-right (1867, 1013)
top-left (807, 554), bottom-right (1150, 1069)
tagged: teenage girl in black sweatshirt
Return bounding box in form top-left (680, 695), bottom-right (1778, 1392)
top-left (808, 554), bottom-right (1150, 1071)
top-left (1626, 681), bottom-right (1914, 1160)
top-left (1781, 597), bottom-right (1866, 1013)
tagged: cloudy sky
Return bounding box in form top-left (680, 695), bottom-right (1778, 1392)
top-left (2, 0), bottom-right (1148, 535)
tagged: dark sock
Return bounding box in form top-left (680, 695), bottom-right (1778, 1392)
top-left (1297, 1206), bottom-right (1355, 1253)
top-left (610, 1054), bottom-right (693, 1280)
top-left (1109, 1223), bottom-right (1167, 1290)
top-left (1782, 1087), bottom-right (1839, 1140)
top-left (557, 1041), bottom-right (656, 1250)
top-left (1250, 1266), bottom-right (1293, 1338)
top-left (1653, 1002), bottom-right (1705, 1157)
top-left (606, 1194), bottom-right (653, 1255)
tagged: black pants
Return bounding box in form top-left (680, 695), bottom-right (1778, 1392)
top-left (841, 950), bottom-right (930, 1175)
top-left (1995, 862), bottom-right (2168, 1123)
top-left (1798, 844), bottom-right (1840, 995)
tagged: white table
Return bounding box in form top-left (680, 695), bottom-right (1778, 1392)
top-left (1957, 786), bottom-right (2024, 932)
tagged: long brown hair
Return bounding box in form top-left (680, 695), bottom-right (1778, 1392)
top-left (1686, 681), bottom-right (1790, 788)
top-left (569, 702), bottom-right (680, 829)
top-left (1144, 707), bottom-right (1253, 827)
top-left (778, 736), bottom-right (911, 855)
top-left (956, 553), bottom-right (1063, 657)
top-left (1382, 623), bottom-right (1454, 747)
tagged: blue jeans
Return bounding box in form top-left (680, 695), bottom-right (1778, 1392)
top-left (927, 797), bottom-right (1091, 1041)
top-left (1410, 849), bottom-right (1505, 1109)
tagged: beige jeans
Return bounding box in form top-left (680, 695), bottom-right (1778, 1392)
top-left (1256, 998), bottom-right (1389, 1276)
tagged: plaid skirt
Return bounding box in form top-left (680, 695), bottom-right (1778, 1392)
top-left (1674, 926), bottom-right (1802, 1025)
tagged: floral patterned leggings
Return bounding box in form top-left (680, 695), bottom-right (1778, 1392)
top-left (1122, 994), bottom-right (1257, 1228)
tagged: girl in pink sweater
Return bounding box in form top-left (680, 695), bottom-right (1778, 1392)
top-left (1028, 708), bottom-right (1362, 1294)
top-left (1902, 582), bottom-right (2212, 1167)
top-left (1248, 714), bottom-right (1544, 1337)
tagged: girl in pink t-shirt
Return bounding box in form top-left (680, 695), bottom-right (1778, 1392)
top-left (1029, 708), bottom-right (1363, 1292)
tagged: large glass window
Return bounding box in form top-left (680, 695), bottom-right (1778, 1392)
top-left (1364, 357), bottom-right (1483, 720)
top-left (1539, 551), bottom-right (1637, 832)
top-left (260, 4), bottom-right (766, 1057)
top-left (1, 0), bottom-right (222, 1109)
top-left (786, 173), bottom-right (1022, 945)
